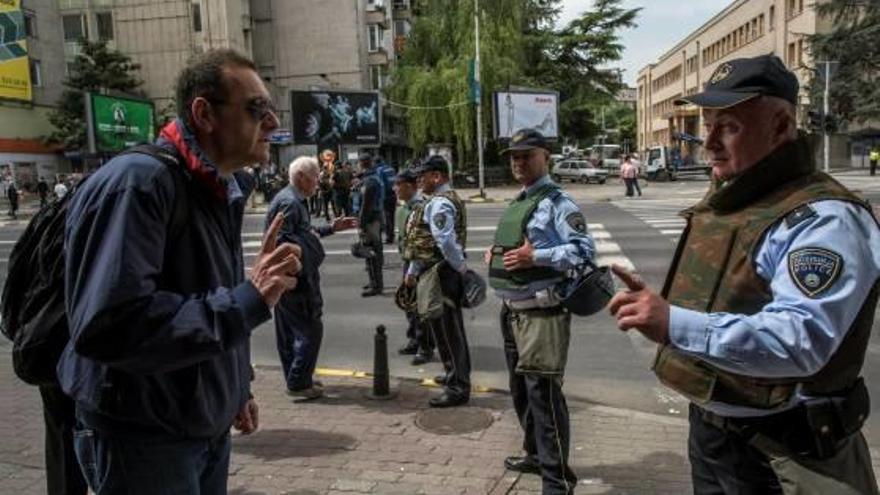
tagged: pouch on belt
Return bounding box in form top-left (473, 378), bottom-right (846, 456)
top-left (511, 309), bottom-right (571, 376)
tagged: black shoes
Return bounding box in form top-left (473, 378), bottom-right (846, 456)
top-left (410, 353), bottom-right (433, 366)
top-left (433, 374), bottom-right (448, 386)
top-left (398, 342), bottom-right (419, 355)
top-left (504, 456), bottom-right (541, 475)
top-left (428, 392), bottom-right (469, 408)
top-left (361, 287), bottom-right (382, 297)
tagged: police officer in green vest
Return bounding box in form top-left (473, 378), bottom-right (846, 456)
top-left (609, 55), bottom-right (880, 494)
top-left (488, 128), bottom-right (596, 494)
top-left (394, 167), bottom-right (434, 365)
top-left (404, 155), bottom-right (471, 408)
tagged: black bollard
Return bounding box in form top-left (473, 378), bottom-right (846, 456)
top-left (367, 325), bottom-right (397, 400)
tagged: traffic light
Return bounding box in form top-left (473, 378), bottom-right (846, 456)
top-left (807, 110), bottom-right (824, 132)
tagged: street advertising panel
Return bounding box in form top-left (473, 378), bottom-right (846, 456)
top-left (291, 90), bottom-right (381, 147)
top-left (0, 0), bottom-right (32, 101)
top-left (89, 93), bottom-right (156, 153)
top-left (493, 90), bottom-right (559, 140)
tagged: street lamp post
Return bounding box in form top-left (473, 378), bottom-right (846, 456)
top-left (473, 0), bottom-right (485, 197)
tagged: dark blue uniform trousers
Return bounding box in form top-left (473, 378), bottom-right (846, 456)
top-left (501, 306), bottom-right (577, 495)
top-left (274, 301), bottom-right (323, 391)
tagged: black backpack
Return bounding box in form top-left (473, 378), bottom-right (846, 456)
top-left (0, 144), bottom-right (189, 386)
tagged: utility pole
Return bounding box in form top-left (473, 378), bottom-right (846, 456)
top-left (818, 60), bottom-right (836, 173)
top-left (474, 0), bottom-right (485, 197)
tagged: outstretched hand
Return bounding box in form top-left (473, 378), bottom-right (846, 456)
top-left (607, 264), bottom-right (670, 344)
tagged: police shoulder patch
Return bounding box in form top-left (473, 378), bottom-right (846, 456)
top-left (787, 247), bottom-right (843, 298)
top-left (433, 212), bottom-right (447, 230)
top-left (565, 212), bottom-right (587, 234)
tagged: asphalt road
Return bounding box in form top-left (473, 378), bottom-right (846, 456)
top-left (0, 171), bottom-right (879, 440)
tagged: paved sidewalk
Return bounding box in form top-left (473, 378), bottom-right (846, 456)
top-left (0, 340), bottom-right (692, 494)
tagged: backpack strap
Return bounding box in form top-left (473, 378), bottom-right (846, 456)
top-left (117, 144), bottom-right (190, 238)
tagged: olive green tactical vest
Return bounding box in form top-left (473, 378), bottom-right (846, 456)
top-left (656, 137), bottom-right (880, 408)
top-left (489, 183), bottom-right (565, 291)
top-left (398, 196), bottom-right (424, 259)
top-left (403, 189), bottom-right (467, 266)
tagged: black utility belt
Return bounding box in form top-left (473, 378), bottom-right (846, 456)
top-left (697, 378), bottom-right (870, 459)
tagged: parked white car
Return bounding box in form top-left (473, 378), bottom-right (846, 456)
top-left (551, 160), bottom-right (608, 184)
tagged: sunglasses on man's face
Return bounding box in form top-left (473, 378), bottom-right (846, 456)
top-left (208, 97), bottom-right (278, 122)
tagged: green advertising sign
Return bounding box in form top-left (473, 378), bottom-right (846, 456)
top-left (90, 94), bottom-right (155, 153)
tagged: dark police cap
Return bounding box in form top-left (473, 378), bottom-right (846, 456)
top-left (413, 155), bottom-right (449, 175)
top-left (675, 55), bottom-right (798, 109)
top-left (395, 168), bottom-right (418, 183)
top-left (501, 128), bottom-right (550, 155)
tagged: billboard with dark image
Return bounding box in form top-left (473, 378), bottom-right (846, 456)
top-left (291, 90), bottom-right (381, 147)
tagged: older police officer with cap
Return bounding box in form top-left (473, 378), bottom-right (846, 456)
top-left (404, 155), bottom-right (471, 407)
top-left (487, 128), bottom-right (596, 494)
top-left (609, 55), bottom-right (880, 494)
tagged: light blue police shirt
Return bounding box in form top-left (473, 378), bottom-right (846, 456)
top-left (493, 175), bottom-right (596, 301)
top-left (407, 183), bottom-right (466, 276)
top-left (668, 200), bottom-right (880, 417)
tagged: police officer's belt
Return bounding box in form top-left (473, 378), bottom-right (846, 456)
top-left (504, 289), bottom-right (562, 311)
top-left (696, 377), bottom-right (870, 460)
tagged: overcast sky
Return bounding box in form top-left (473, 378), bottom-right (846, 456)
top-left (557, 0), bottom-right (734, 86)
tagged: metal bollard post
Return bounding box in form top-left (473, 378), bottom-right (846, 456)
top-left (367, 325), bottom-right (397, 400)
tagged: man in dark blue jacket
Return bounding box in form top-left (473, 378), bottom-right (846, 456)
top-left (59, 49), bottom-right (302, 494)
top-left (357, 152), bottom-right (386, 296)
top-left (266, 156), bottom-right (356, 399)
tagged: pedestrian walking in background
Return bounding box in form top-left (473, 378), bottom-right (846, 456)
top-left (36, 178), bottom-right (49, 208)
top-left (357, 151), bottom-right (385, 297)
top-left (620, 155), bottom-right (641, 197)
top-left (870, 146), bottom-right (879, 176)
top-left (6, 177), bottom-right (19, 218)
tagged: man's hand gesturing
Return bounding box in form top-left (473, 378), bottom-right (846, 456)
top-left (250, 213), bottom-right (302, 307)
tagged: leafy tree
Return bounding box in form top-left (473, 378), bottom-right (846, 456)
top-left (808, 1), bottom-right (880, 124)
top-left (47, 40), bottom-right (143, 151)
top-left (388, 0), bottom-right (639, 166)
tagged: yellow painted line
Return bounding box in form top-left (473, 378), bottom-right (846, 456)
top-left (315, 367), bottom-right (500, 394)
top-left (315, 367), bottom-right (357, 377)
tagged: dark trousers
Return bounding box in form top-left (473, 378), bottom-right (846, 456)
top-left (688, 404), bottom-right (783, 494)
top-left (362, 220), bottom-right (384, 289)
top-left (501, 306), bottom-right (577, 495)
top-left (73, 423), bottom-right (231, 494)
top-left (403, 262), bottom-right (434, 355)
top-left (428, 265), bottom-right (470, 398)
top-left (871, 160), bottom-right (877, 176)
top-left (383, 197), bottom-right (397, 242)
top-left (333, 190), bottom-right (351, 217)
top-left (274, 301), bottom-right (323, 391)
top-left (40, 385), bottom-right (88, 495)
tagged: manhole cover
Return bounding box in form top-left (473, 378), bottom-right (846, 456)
top-left (415, 407), bottom-right (494, 435)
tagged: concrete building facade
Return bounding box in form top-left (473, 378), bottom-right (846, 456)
top-left (250, 0), bottom-right (413, 166)
top-left (635, 0), bottom-right (842, 165)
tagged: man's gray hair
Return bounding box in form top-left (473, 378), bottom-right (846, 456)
top-left (761, 96), bottom-right (798, 141)
top-left (288, 156), bottom-right (319, 184)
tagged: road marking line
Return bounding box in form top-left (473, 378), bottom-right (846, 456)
top-left (660, 229), bottom-right (683, 235)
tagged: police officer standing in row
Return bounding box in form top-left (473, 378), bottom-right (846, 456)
top-left (488, 129), bottom-right (596, 494)
top-left (610, 55), bottom-right (880, 494)
top-left (394, 168), bottom-right (435, 364)
top-left (357, 151), bottom-right (385, 297)
top-left (404, 155), bottom-right (471, 407)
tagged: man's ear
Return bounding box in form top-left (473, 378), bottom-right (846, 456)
top-left (190, 97), bottom-right (215, 134)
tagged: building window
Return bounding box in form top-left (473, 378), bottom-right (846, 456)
top-left (394, 19), bottom-right (409, 38)
top-left (370, 65), bottom-right (384, 90)
top-left (192, 2), bottom-right (202, 32)
top-left (23, 9), bottom-right (37, 38)
top-left (96, 12), bottom-right (113, 41)
top-left (65, 62), bottom-right (77, 77)
top-left (368, 24), bottom-right (383, 52)
top-left (62, 14), bottom-right (88, 42)
top-left (29, 59), bottom-right (42, 87)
